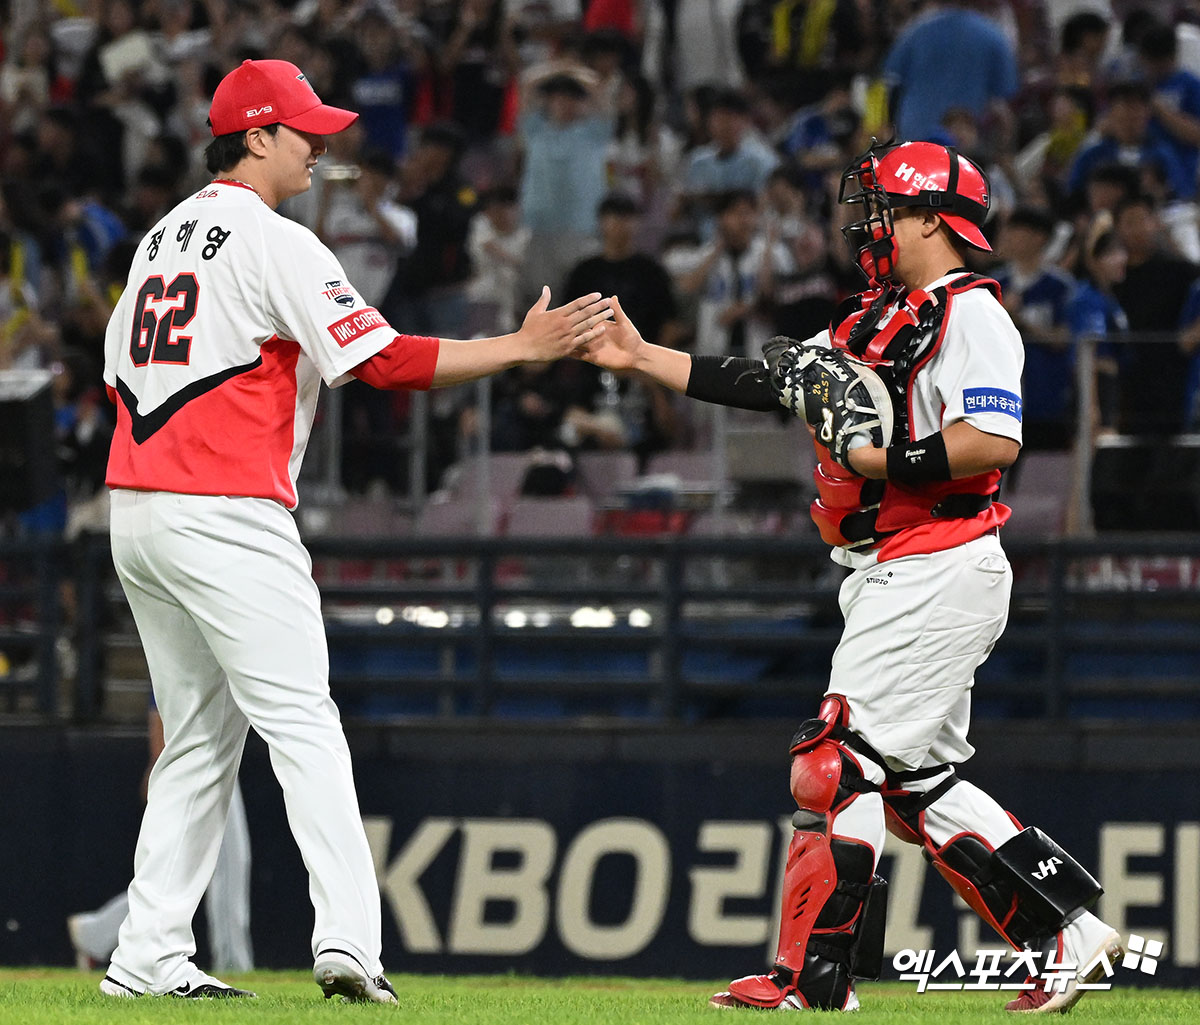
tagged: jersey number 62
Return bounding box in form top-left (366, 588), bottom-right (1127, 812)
top-left (129, 273), bottom-right (199, 366)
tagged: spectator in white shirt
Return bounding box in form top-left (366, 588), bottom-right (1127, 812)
top-left (467, 186), bottom-right (531, 333)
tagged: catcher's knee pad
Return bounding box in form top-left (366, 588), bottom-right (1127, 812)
top-left (883, 772), bottom-right (1102, 948)
top-left (788, 694), bottom-right (888, 815)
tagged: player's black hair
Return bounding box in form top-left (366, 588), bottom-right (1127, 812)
top-left (204, 121), bottom-right (280, 174)
top-left (1060, 11), bottom-right (1109, 56)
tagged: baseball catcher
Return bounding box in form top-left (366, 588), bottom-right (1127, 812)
top-left (580, 139), bottom-right (1123, 1014)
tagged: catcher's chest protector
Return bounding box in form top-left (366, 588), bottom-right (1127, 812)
top-left (812, 274), bottom-right (1002, 549)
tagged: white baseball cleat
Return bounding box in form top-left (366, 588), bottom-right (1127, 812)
top-left (100, 969), bottom-right (255, 998)
top-left (1004, 926), bottom-right (1123, 1014)
top-left (313, 949), bottom-right (398, 1004)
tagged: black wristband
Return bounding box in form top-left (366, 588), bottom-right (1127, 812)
top-left (685, 355), bottom-right (779, 412)
top-left (886, 433), bottom-right (952, 485)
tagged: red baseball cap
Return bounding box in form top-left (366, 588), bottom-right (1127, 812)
top-left (209, 59), bottom-right (358, 137)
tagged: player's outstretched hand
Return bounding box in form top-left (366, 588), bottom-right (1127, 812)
top-left (574, 295), bottom-right (644, 371)
top-left (516, 286), bottom-right (613, 362)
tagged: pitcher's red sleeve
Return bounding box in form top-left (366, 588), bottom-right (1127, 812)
top-left (106, 384), bottom-right (117, 405)
top-left (350, 334), bottom-right (440, 390)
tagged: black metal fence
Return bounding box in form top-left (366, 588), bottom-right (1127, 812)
top-left (2, 532), bottom-right (1199, 723)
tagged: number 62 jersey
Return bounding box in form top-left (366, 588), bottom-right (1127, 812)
top-left (103, 180), bottom-right (400, 510)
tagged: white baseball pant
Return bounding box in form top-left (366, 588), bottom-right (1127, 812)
top-left (71, 781), bottom-right (253, 971)
top-left (830, 531), bottom-right (1013, 772)
top-left (106, 490), bottom-right (381, 994)
top-left (827, 532), bottom-right (1023, 855)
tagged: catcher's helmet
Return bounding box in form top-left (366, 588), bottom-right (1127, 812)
top-left (839, 139), bottom-right (991, 283)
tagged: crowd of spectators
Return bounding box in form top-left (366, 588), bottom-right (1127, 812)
top-left (5, 0), bottom-right (1200, 524)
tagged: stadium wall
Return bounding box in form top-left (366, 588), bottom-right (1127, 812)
top-left (2, 721), bottom-right (1197, 986)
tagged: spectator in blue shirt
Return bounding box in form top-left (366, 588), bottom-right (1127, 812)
top-left (679, 87), bottom-right (779, 235)
top-left (993, 208), bottom-right (1078, 449)
top-left (1066, 215), bottom-right (1128, 435)
top-left (882, 1), bottom-right (1019, 143)
top-left (350, 9), bottom-right (417, 159)
top-left (518, 64), bottom-right (615, 300)
top-left (781, 71), bottom-right (861, 195)
top-left (1138, 23), bottom-right (1200, 202)
top-left (1067, 80), bottom-right (1194, 200)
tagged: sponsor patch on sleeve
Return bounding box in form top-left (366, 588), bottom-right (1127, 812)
top-left (321, 280), bottom-right (356, 308)
top-left (963, 387), bottom-right (1022, 421)
top-left (327, 307), bottom-right (389, 347)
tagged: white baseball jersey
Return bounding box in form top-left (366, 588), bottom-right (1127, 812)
top-left (104, 180), bottom-right (400, 509)
top-left (906, 272), bottom-right (1024, 448)
top-left (808, 272), bottom-right (1025, 569)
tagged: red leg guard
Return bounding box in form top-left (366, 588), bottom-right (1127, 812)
top-left (928, 831), bottom-right (1023, 948)
top-left (886, 778), bottom-right (1026, 947)
top-left (720, 819), bottom-right (876, 1011)
top-left (714, 700), bottom-right (887, 1012)
top-left (773, 822), bottom-right (839, 972)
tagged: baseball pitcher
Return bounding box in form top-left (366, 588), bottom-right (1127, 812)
top-left (99, 59), bottom-right (611, 1002)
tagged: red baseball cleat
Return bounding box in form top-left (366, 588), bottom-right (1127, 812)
top-left (1005, 929), bottom-right (1123, 1014)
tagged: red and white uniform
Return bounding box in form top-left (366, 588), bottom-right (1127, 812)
top-left (810, 279), bottom-right (1113, 1005)
top-left (104, 179), bottom-right (436, 509)
top-left (813, 273), bottom-right (1024, 770)
top-left (101, 182), bottom-right (430, 995)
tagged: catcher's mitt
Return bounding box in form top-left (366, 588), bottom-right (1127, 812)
top-left (765, 338), bottom-right (894, 470)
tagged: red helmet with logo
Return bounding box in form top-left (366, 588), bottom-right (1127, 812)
top-left (839, 139), bottom-right (992, 283)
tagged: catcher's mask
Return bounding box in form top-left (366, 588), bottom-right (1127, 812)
top-left (839, 139), bottom-right (992, 284)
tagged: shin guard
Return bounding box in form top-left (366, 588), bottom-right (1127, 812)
top-left (722, 697), bottom-right (888, 1011)
top-left (885, 772), bottom-right (1103, 949)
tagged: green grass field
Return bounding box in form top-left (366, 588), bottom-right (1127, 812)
top-left (1, 969), bottom-right (1197, 1024)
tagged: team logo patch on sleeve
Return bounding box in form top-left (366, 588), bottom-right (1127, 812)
top-left (963, 387), bottom-right (1022, 420)
top-left (321, 280), bottom-right (356, 307)
top-left (328, 307), bottom-right (388, 346)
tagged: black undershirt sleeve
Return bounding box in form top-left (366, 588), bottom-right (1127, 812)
top-left (684, 355), bottom-right (780, 412)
